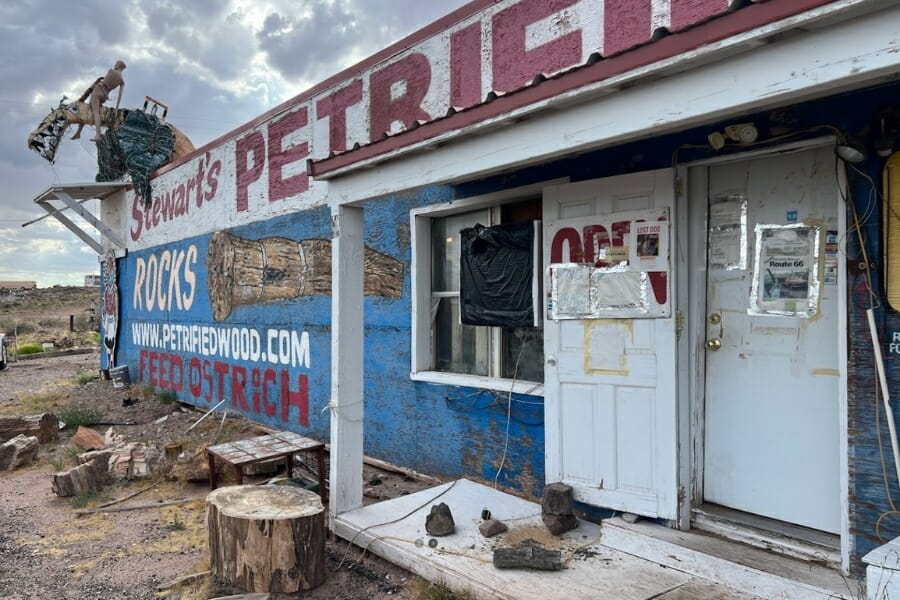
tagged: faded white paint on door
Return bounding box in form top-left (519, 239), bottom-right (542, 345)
top-left (543, 170), bottom-right (678, 519)
top-left (702, 146), bottom-right (841, 533)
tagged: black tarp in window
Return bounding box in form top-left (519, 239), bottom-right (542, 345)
top-left (459, 221), bottom-right (536, 327)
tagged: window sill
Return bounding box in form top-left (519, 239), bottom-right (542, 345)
top-left (410, 370), bottom-right (544, 397)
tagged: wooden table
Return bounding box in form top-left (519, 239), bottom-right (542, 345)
top-left (207, 431), bottom-right (326, 499)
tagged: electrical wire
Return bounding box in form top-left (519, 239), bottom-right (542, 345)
top-left (337, 479), bottom-right (459, 570)
top-left (836, 152), bottom-right (900, 543)
top-left (492, 339), bottom-right (526, 489)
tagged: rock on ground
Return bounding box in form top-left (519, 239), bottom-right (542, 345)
top-left (0, 435), bottom-right (39, 470)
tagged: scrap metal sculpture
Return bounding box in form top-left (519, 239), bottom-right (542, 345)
top-left (27, 98), bottom-right (194, 165)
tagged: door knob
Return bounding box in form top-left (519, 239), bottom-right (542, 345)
top-left (706, 338), bottom-right (722, 351)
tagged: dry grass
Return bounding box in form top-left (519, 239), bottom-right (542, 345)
top-left (407, 578), bottom-right (473, 600)
top-left (0, 286), bottom-right (100, 348)
top-left (18, 513), bottom-right (115, 557)
top-left (0, 389), bottom-right (69, 416)
top-left (131, 500), bottom-right (206, 555)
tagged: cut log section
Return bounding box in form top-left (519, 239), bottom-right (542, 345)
top-left (0, 413), bottom-right (59, 443)
top-left (207, 485), bottom-right (325, 593)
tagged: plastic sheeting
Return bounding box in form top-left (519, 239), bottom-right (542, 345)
top-left (459, 222), bottom-right (539, 327)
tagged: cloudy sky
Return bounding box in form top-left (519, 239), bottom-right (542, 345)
top-left (0, 0), bottom-right (467, 287)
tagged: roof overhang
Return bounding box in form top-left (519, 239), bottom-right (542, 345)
top-left (26, 182), bottom-right (128, 256)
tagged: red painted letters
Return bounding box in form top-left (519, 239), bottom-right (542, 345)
top-left (235, 110), bottom-right (310, 211)
top-left (268, 108), bottom-right (310, 202)
top-left (140, 349), bottom-right (310, 427)
top-left (450, 22), bottom-right (483, 109)
top-left (550, 220), bottom-right (667, 304)
top-left (235, 131), bottom-right (266, 212)
top-left (492, 0), bottom-right (582, 93)
top-left (369, 53), bottom-right (432, 141)
top-left (316, 80), bottom-right (363, 153)
top-left (130, 153), bottom-right (220, 241)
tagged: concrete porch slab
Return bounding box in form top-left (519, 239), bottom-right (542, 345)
top-left (601, 517), bottom-right (862, 600)
top-left (333, 479), bottom-right (759, 599)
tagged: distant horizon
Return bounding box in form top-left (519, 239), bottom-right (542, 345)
top-left (0, 277), bottom-right (100, 289)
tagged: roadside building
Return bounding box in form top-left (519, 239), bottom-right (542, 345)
top-left (36, 0), bottom-right (900, 593)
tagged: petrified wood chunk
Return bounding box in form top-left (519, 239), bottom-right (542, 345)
top-left (542, 482), bottom-right (577, 535)
top-left (542, 482), bottom-right (575, 516)
top-left (0, 435), bottom-right (39, 470)
top-left (52, 450), bottom-right (111, 496)
top-left (493, 540), bottom-right (563, 571)
top-left (0, 413), bottom-right (59, 443)
top-left (71, 426), bottom-right (105, 451)
top-left (207, 485), bottom-right (325, 593)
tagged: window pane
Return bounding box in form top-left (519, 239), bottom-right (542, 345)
top-left (433, 297), bottom-right (489, 375)
top-left (432, 210), bottom-right (489, 292)
top-left (503, 326), bottom-right (544, 382)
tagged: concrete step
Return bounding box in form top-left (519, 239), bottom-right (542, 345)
top-left (601, 517), bottom-right (861, 600)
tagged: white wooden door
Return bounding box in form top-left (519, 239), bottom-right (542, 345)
top-left (702, 146), bottom-right (841, 533)
top-left (543, 170), bottom-right (678, 519)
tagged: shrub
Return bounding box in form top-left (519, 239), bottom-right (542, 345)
top-left (157, 389), bottom-right (178, 405)
top-left (58, 406), bottom-right (105, 429)
top-left (17, 343), bottom-right (44, 355)
top-left (49, 455), bottom-right (67, 471)
top-left (69, 490), bottom-right (110, 509)
top-left (74, 368), bottom-right (98, 385)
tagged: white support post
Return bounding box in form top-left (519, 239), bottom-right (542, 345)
top-left (329, 204), bottom-right (365, 526)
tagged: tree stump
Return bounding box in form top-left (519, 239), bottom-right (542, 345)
top-left (207, 485), bottom-right (325, 593)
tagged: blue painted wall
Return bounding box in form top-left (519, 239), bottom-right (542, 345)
top-left (110, 79), bottom-right (900, 570)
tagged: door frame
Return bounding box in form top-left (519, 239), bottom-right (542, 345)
top-left (680, 137), bottom-right (850, 573)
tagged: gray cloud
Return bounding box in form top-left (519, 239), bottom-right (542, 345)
top-left (0, 0), bottom-right (469, 285)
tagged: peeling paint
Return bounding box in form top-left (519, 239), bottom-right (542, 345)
top-left (811, 368), bottom-right (840, 377)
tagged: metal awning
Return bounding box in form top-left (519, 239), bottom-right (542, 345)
top-left (25, 182), bottom-right (128, 255)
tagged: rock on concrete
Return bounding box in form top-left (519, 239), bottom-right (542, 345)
top-left (425, 502), bottom-right (455, 536)
top-left (542, 513), bottom-right (579, 536)
top-left (478, 518), bottom-right (508, 538)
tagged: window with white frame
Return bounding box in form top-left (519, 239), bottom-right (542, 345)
top-left (411, 186), bottom-right (545, 393)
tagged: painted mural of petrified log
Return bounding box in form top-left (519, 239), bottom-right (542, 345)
top-left (207, 231), bottom-right (403, 321)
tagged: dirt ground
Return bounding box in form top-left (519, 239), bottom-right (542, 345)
top-left (0, 352), bottom-right (441, 600)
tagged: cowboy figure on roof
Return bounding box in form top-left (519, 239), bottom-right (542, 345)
top-left (71, 60), bottom-right (126, 142)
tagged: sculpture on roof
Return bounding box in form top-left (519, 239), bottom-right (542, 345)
top-left (70, 59), bottom-right (127, 142)
top-left (27, 95), bottom-right (195, 164)
top-left (26, 61), bottom-right (196, 203)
